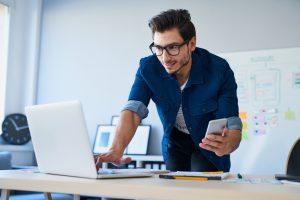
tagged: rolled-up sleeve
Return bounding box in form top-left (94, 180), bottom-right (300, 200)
top-left (227, 116), bottom-right (242, 131)
top-left (122, 100), bottom-right (149, 120)
top-left (124, 58), bottom-right (151, 120)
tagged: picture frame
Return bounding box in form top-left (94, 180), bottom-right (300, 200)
top-left (111, 115), bottom-right (120, 125)
top-left (125, 125), bottom-right (151, 155)
top-left (93, 124), bottom-right (151, 155)
top-left (111, 115), bottom-right (143, 125)
top-left (93, 125), bottom-right (116, 154)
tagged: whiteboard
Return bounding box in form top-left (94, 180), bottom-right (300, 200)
top-left (219, 47), bottom-right (300, 175)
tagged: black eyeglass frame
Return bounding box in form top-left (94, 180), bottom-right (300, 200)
top-left (149, 40), bottom-right (189, 56)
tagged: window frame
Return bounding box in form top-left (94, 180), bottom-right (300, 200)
top-left (0, 1), bottom-right (11, 122)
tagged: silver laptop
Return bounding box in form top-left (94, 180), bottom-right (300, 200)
top-left (25, 100), bottom-right (153, 179)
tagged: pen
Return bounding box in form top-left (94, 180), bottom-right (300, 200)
top-left (173, 176), bottom-right (208, 181)
top-left (202, 171), bottom-right (224, 174)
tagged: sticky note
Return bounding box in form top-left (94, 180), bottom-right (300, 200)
top-left (239, 112), bottom-right (247, 120)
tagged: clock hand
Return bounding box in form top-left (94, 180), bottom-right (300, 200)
top-left (18, 125), bottom-right (29, 131)
top-left (9, 118), bottom-right (20, 131)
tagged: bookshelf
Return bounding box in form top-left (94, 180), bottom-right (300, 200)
top-left (130, 155), bottom-right (163, 167)
top-left (129, 155), bottom-right (165, 169)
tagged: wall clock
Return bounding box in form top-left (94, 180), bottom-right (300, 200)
top-left (1, 113), bottom-right (31, 145)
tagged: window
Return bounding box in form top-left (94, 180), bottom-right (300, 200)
top-left (0, 3), bottom-right (9, 121)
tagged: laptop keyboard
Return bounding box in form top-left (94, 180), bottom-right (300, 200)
top-left (98, 168), bottom-right (168, 175)
top-left (98, 168), bottom-right (147, 175)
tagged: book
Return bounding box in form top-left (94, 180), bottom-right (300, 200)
top-left (159, 171), bottom-right (229, 180)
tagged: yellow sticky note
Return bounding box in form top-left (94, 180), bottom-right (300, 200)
top-left (242, 121), bottom-right (248, 129)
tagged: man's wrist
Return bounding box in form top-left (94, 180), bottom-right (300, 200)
top-left (108, 146), bottom-right (125, 155)
top-left (228, 129), bottom-right (242, 153)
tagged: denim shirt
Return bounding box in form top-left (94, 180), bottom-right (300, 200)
top-left (124, 47), bottom-right (242, 172)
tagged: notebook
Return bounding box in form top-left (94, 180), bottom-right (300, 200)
top-left (25, 100), bottom-right (153, 179)
top-left (159, 171), bottom-right (229, 180)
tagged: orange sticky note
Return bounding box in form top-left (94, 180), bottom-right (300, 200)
top-left (239, 112), bottom-right (247, 120)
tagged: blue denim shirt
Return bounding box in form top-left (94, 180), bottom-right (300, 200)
top-left (124, 48), bottom-right (242, 172)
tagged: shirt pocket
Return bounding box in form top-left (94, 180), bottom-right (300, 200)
top-left (189, 101), bottom-right (217, 116)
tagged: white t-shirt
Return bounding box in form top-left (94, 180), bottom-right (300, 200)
top-left (174, 78), bottom-right (190, 134)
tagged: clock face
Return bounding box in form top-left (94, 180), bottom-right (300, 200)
top-left (1, 113), bottom-right (31, 145)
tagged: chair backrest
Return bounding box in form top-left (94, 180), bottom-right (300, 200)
top-left (286, 138), bottom-right (300, 176)
top-left (0, 151), bottom-right (12, 170)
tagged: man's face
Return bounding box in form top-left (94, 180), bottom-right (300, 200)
top-left (153, 28), bottom-right (196, 75)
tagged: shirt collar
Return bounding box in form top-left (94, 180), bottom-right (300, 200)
top-left (158, 48), bottom-right (206, 85)
top-left (185, 50), bottom-right (206, 88)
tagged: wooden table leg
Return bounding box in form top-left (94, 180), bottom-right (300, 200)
top-left (1, 189), bottom-right (10, 200)
top-left (73, 194), bottom-right (80, 200)
top-left (44, 192), bottom-right (52, 200)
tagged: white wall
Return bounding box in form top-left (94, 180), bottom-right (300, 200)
top-left (37, 0), bottom-right (300, 157)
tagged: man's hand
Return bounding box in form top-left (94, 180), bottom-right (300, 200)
top-left (199, 128), bottom-right (241, 156)
top-left (94, 150), bottom-right (132, 171)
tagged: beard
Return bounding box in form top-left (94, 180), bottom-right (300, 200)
top-left (171, 49), bottom-right (192, 75)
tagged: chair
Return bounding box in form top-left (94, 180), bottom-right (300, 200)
top-left (0, 151), bottom-right (12, 170)
top-left (286, 137), bottom-right (300, 176)
top-left (275, 137), bottom-right (300, 181)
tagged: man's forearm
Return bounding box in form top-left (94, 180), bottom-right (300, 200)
top-left (109, 110), bottom-right (141, 154)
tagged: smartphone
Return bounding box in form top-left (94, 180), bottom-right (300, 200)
top-left (205, 118), bottom-right (227, 137)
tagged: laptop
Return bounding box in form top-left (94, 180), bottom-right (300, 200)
top-left (25, 100), bottom-right (153, 179)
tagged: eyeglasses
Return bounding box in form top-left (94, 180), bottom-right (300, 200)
top-left (149, 41), bottom-right (188, 56)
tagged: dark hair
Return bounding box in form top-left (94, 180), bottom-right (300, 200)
top-left (148, 9), bottom-right (196, 42)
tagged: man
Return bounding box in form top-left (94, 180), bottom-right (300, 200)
top-left (96, 9), bottom-right (242, 172)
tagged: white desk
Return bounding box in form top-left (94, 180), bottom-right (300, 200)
top-left (0, 170), bottom-right (299, 200)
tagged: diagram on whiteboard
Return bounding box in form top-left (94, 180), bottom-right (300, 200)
top-left (219, 47), bottom-right (300, 175)
top-left (251, 69), bottom-right (280, 105)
